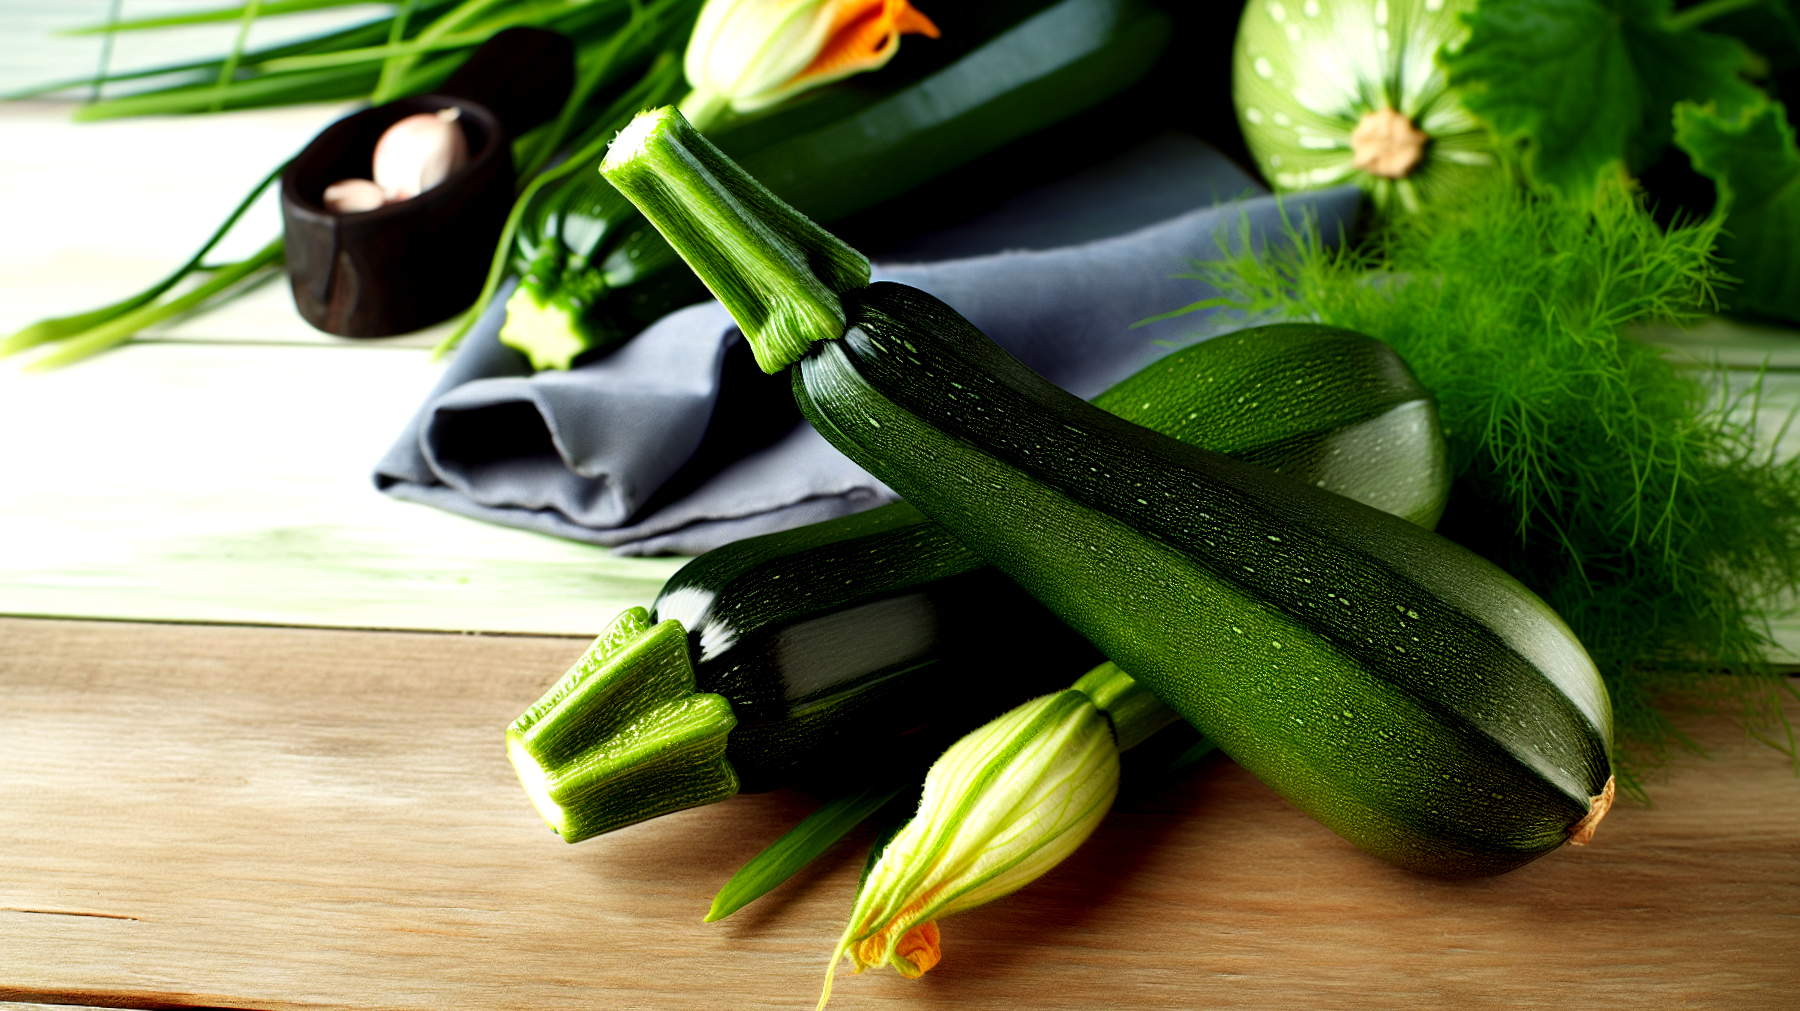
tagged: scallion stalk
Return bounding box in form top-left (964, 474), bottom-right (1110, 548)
top-left (1, 162), bottom-right (285, 362)
top-left (56, 0), bottom-right (389, 35)
top-left (26, 239), bottom-right (285, 371)
top-left (704, 785), bottom-right (905, 923)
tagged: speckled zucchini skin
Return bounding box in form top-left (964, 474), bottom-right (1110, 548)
top-left (656, 321), bottom-right (1448, 794)
top-left (794, 283), bottom-right (1613, 877)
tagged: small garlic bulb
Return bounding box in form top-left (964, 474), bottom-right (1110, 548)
top-left (322, 177), bottom-right (388, 214)
top-left (372, 107), bottom-right (469, 201)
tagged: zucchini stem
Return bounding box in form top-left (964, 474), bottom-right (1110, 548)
top-left (600, 105), bottom-right (870, 373)
top-left (506, 607), bottom-right (739, 842)
top-left (432, 51), bottom-right (692, 362)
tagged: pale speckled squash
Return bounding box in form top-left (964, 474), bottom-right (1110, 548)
top-left (1233, 0), bottom-right (1495, 213)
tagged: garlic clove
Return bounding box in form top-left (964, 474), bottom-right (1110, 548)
top-left (322, 177), bottom-right (389, 214)
top-left (372, 107), bottom-right (469, 202)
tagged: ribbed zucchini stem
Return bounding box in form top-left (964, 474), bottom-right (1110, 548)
top-left (506, 606), bottom-right (740, 842)
top-left (600, 105), bottom-right (871, 373)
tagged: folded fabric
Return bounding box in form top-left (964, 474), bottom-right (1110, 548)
top-left (374, 134), bottom-right (1362, 555)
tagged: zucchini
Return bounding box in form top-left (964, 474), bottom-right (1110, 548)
top-left (795, 283), bottom-right (1614, 875)
top-left (508, 322), bottom-right (1449, 840)
top-left (497, 0), bottom-right (1173, 368)
top-left (596, 113), bottom-right (1614, 874)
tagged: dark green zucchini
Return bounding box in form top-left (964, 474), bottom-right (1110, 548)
top-left (793, 283), bottom-right (1615, 876)
top-left (654, 505), bottom-right (1094, 794)
top-left (507, 323), bottom-right (1450, 841)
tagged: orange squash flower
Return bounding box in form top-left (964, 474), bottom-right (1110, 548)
top-left (682, 0), bottom-right (939, 121)
top-left (815, 688), bottom-right (1120, 1008)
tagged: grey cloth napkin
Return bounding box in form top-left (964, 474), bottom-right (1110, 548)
top-left (375, 135), bottom-right (1363, 555)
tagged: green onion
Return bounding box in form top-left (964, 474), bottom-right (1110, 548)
top-left (25, 240), bottom-right (285, 372)
top-left (1, 162), bottom-right (285, 362)
top-left (14, 0), bottom-right (666, 121)
top-left (704, 785), bottom-right (904, 923)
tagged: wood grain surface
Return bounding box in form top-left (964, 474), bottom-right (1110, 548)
top-left (2, 616), bottom-right (1796, 1010)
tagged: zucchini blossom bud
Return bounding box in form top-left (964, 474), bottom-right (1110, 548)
top-left (681, 0), bottom-right (940, 123)
top-left (816, 688), bottom-right (1121, 1008)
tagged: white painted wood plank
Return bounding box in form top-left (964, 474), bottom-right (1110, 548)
top-left (1715, 368), bottom-right (1800, 665)
top-left (0, 341), bottom-right (684, 634)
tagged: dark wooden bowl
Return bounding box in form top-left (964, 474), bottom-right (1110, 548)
top-left (281, 95), bottom-right (512, 337)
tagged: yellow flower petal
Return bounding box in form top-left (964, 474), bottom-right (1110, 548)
top-left (817, 689), bottom-right (1118, 1008)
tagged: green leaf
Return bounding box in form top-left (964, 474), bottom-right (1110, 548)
top-left (1444, 0), bottom-right (1763, 195)
top-left (1675, 98), bottom-right (1800, 320)
top-left (1677, 0), bottom-right (1800, 74)
top-left (704, 785), bottom-right (903, 923)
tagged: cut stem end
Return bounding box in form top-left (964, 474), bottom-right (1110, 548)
top-left (506, 607), bottom-right (741, 841)
top-left (1351, 108), bottom-right (1429, 180)
top-left (1567, 775), bottom-right (1616, 846)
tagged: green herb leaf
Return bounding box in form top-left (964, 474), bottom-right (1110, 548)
top-left (1674, 98), bottom-right (1800, 320)
top-left (705, 785), bottom-right (903, 923)
top-left (1443, 0), bottom-right (1762, 195)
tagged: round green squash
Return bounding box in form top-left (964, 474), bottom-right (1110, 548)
top-left (1232, 0), bottom-right (1495, 214)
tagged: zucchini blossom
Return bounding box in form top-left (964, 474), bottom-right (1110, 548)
top-left (680, 0), bottom-right (940, 122)
top-left (817, 679), bottom-right (1149, 1007)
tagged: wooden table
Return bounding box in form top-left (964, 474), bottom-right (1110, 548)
top-left (3, 617), bottom-right (1797, 1010)
top-left (3, 95), bottom-right (1799, 1010)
